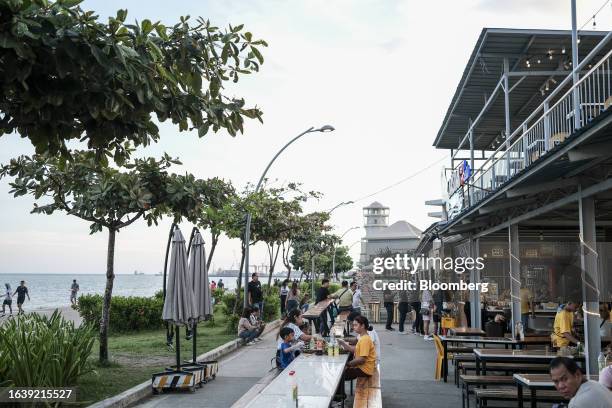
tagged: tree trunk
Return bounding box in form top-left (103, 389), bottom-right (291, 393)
top-left (266, 244), bottom-right (274, 287)
top-left (206, 233), bottom-right (219, 272)
top-left (233, 243), bottom-right (246, 315)
top-left (282, 241), bottom-right (292, 280)
top-left (99, 228), bottom-right (116, 364)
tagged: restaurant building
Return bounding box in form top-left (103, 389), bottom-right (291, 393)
top-left (416, 27), bottom-right (612, 375)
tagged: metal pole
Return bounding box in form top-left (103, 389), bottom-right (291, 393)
top-left (469, 238), bottom-right (481, 329)
top-left (509, 225), bottom-right (521, 339)
top-left (571, 0), bottom-right (581, 129)
top-left (332, 247), bottom-right (336, 281)
top-left (469, 119), bottom-right (474, 206)
top-left (311, 255), bottom-right (316, 301)
top-left (243, 126), bottom-right (333, 309)
top-left (504, 58), bottom-right (511, 178)
top-left (579, 191), bottom-right (601, 376)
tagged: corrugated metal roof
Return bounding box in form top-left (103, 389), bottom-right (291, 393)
top-left (434, 28), bottom-right (610, 150)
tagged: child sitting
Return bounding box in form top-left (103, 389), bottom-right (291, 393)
top-left (279, 327), bottom-right (304, 369)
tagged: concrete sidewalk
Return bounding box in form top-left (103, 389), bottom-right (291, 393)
top-left (135, 324), bottom-right (463, 408)
top-left (135, 330), bottom-right (279, 408)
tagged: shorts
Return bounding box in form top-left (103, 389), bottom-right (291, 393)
top-left (2, 299), bottom-right (11, 306)
top-left (17, 297), bottom-right (25, 305)
top-left (422, 314), bottom-right (431, 321)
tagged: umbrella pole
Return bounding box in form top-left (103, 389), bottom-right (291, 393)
top-left (175, 325), bottom-right (181, 371)
top-left (192, 322), bottom-right (197, 363)
top-left (164, 223), bottom-right (177, 346)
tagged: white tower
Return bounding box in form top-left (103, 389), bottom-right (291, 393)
top-left (363, 201), bottom-right (389, 236)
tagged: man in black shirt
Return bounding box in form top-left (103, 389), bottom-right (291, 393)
top-left (13, 280), bottom-right (30, 315)
top-left (248, 273), bottom-right (263, 314)
top-left (316, 279), bottom-right (332, 336)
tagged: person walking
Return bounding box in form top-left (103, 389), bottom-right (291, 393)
top-left (217, 279), bottom-right (224, 291)
top-left (398, 289), bottom-right (411, 334)
top-left (331, 280), bottom-right (353, 313)
top-left (279, 279), bottom-right (289, 316)
top-left (1, 283), bottom-right (12, 317)
top-left (70, 279), bottom-right (80, 305)
top-left (285, 281), bottom-right (300, 314)
top-left (248, 273), bottom-right (264, 312)
top-left (408, 287), bottom-right (422, 335)
top-left (383, 288), bottom-right (395, 331)
top-left (13, 281), bottom-right (30, 315)
top-left (351, 281), bottom-right (362, 314)
top-left (421, 288), bottom-right (433, 339)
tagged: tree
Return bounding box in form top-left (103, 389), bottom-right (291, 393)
top-left (0, 0), bottom-right (266, 162)
top-left (289, 212), bottom-right (333, 283)
top-left (0, 151), bottom-right (205, 363)
top-left (194, 178), bottom-right (237, 271)
top-left (248, 183), bottom-right (319, 286)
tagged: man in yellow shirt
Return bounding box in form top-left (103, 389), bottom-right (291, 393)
top-left (520, 287), bottom-right (533, 330)
top-left (551, 302), bottom-right (579, 348)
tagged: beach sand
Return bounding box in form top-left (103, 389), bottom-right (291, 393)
top-left (0, 305), bottom-right (83, 326)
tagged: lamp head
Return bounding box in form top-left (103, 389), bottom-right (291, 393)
top-left (318, 125), bottom-right (335, 132)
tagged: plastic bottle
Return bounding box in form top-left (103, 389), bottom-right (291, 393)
top-left (598, 352), bottom-right (606, 371)
top-left (576, 342), bottom-right (583, 355)
top-left (288, 370), bottom-right (298, 407)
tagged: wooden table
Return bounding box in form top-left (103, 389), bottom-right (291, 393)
top-left (514, 370), bottom-right (602, 408)
top-left (513, 373), bottom-right (560, 408)
top-left (439, 336), bottom-right (517, 382)
top-left (449, 327), bottom-right (486, 337)
top-left (302, 298), bottom-right (334, 320)
top-left (474, 349), bottom-right (585, 376)
top-left (236, 353), bottom-right (349, 408)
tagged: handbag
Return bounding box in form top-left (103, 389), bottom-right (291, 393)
top-left (420, 307), bottom-right (430, 316)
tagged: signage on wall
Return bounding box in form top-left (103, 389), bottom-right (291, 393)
top-left (491, 247), bottom-right (505, 257)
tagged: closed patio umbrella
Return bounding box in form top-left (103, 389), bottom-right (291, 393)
top-left (190, 231), bottom-right (212, 321)
top-left (162, 227), bottom-right (197, 324)
top-left (162, 227), bottom-right (198, 371)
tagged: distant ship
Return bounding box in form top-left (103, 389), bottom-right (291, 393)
top-left (133, 270), bottom-right (145, 275)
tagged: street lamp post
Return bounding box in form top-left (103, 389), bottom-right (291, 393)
top-left (243, 125), bottom-right (335, 309)
top-left (327, 201), bottom-right (354, 214)
top-left (332, 226), bottom-right (360, 281)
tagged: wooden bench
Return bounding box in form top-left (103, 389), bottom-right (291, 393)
top-left (460, 362), bottom-right (549, 376)
top-left (230, 368), bottom-right (281, 408)
top-left (453, 354), bottom-right (476, 386)
top-left (474, 388), bottom-right (564, 408)
top-left (459, 375), bottom-right (514, 408)
top-left (353, 365), bottom-right (382, 408)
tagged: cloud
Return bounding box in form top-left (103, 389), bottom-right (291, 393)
top-left (475, 0), bottom-right (565, 14)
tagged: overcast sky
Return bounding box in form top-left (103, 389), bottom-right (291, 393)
top-left (1, 0), bottom-right (610, 275)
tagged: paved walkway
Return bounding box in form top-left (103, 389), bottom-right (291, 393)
top-left (136, 324), bottom-right (463, 408)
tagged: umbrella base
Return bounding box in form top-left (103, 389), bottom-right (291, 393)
top-left (151, 369), bottom-right (202, 394)
top-left (164, 360), bottom-right (218, 384)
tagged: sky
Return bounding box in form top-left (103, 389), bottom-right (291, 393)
top-left (1, 0), bottom-right (611, 275)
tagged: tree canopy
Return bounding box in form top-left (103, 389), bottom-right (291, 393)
top-left (0, 0), bottom-right (266, 162)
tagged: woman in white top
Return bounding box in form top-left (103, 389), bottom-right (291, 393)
top-left (421, 289), bottom-right (433, 338)
top-left (285, 282), bottom-right (300, 314)
top-left (276, 308), bottom-right (312, 349)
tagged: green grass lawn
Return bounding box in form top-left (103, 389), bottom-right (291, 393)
top-left (76, 310), bottom-right (235, 405)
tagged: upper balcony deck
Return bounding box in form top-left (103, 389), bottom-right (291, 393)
top-left (437, 29), bottom-right (612, 221)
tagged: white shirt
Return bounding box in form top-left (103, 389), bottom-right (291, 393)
top-left (4, 288), bottom-right (11, 301)
top-left (421, 290), bottom-right (433, 308)
top-left (352, 289), bottom-right (362, 309)
top-left (569, 380), bottom-right (612, 408)
top-left (277, 322), bottom-right (304, 349)
top-left (357, 329), bottom-right (381, 365)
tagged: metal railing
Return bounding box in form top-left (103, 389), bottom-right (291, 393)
top-left (448, 47), bottom-right (612, 214)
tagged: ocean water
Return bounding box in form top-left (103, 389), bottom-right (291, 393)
top-left (0, 273), bottom-right (240, 310)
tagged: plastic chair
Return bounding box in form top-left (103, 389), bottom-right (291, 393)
top-left (433, 334), bottom-right (444, 380)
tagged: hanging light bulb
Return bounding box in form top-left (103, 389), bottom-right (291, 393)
top-left (545, 82), bottom-right (550, 91)
top-left (548, 53), bottom-right (553, 61)
top-left (537, 59), bottom-right (541, 64)
top-left (593, 15), bottom-right (596, 29)
top-left (577, 37), bottom-right (581, 44)
top-left (562, 46), bottom-right (566, 54)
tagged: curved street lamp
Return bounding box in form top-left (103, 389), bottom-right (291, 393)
top-left (327, 200), bottom-right (354, 214)
top-left (243, 125), bottom-right (335, 309)
top-left (331, 226), bottom-right (360, 281)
